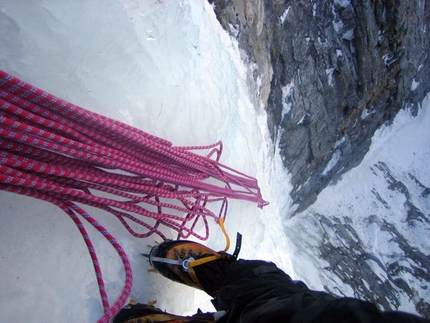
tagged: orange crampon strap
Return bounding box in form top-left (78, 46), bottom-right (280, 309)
top-left (188, 218), bottom-right (242, 270)
top-left (187, 218), bottom-right (242, 287)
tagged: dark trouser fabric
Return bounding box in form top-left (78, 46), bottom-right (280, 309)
top-left (194, 259), bottom-right (430, 323)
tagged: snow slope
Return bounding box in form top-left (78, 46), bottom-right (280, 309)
top-left (287, 95), bottom-right (430, 315)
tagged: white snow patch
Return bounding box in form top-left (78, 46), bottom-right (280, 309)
top-left (333, 18), bottom-right (344, 34)
top-left (334, 137), bottom-right (346, 149)
top-left (326, 67), bottom-right (335, 86)
top-left (322, 149), bottom-right (341, 176)
top-left (280, 6), bottom-right (291, 24)
top-left (361, 108), bottom-right (375, 120)
top-left (297, 114), bottom-right (306, 125)
top-left (228, 23), bottom-right (239, 38)
top-left (411, 79), bottom-right (420, 91)
top-left (342, 28), bottom-right (355, 40)
top-left (281, 80), bottom-right (294, 117)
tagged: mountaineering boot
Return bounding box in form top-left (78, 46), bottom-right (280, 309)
top-left (112, 303), bottom-right (216, 323)
top-left (145, 240), bottom-right (236, 290)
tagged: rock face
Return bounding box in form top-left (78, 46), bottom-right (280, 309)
top-left (210, 0), bottom-right (430, 318)
top-left (210, 0), bottom-right (430, 214)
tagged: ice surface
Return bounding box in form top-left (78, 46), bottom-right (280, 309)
top-left (1, 0), bottom-right (429, 321)
top-left (0, 0), bottom-right (293, 321)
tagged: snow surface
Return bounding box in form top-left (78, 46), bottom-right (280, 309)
top-left (281, 80), bottom-right (294, 117)
top-left (287, 94), bottom-right (430, 313)
top-left (1, 0), bottom-right (429, 322)
top-left (279, 6), bottom-right (291, 25)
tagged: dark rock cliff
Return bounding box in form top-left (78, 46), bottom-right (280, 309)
top-left (209, 0), bottom-right (430, 214)
top-left (210, 0), bottom-right (430, 317)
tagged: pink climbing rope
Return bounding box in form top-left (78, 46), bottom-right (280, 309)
top-left (0, 70), bottom-right (268, 322)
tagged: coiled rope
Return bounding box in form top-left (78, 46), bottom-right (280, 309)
top-left (0, 70), bottom-right (268, 322)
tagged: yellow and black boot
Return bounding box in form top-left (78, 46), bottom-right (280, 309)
top-left (113, 303), bottom-right (216, 323)
top-left (145, 240), bottom-right (238, 291)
